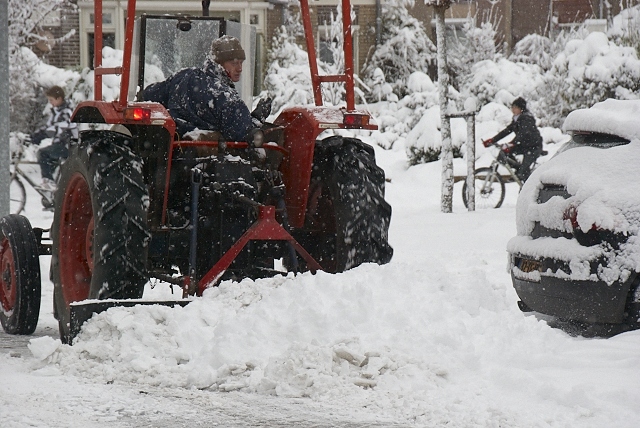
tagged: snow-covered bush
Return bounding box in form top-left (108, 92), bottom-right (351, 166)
top-left (367, 68), bottom-right (396, 103)
top-left (465, 58), bottom-right (543, 109)
top-left (511, 34), bottom-right (555, 71)
top-left (540, 31), bottom-right (640, 127)
top-left (366, 71), bottom-right (462, 158)
top-left (361, 0), bottom-right (436, 101)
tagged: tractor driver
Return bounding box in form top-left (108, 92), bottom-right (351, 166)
top-left (143, 35), bottom-right (271, 141)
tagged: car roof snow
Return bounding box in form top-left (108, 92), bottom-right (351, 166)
top-left (562, 99), bottom-right (640, 142)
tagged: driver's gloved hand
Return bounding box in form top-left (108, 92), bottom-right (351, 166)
top-left (251, 97), bottom-right (273, 123)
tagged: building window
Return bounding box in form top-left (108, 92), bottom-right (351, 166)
top-left (90, 12), bottom-right (113, 25)
top-left (82, 9), bottom-right (117, 68)
top-left (87, 33), bottom-right (116, 68)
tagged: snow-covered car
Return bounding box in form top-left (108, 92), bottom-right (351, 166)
top-left (507, 99), bottom-right (640, 332)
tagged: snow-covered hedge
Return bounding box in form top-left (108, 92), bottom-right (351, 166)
top-left (545, 32), bottom-right (640, 124)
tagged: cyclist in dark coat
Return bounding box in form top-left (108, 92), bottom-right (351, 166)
top-left (143, 35), bottom-right (270, 140)
top-left (483, 97), bottom-right (543, 181)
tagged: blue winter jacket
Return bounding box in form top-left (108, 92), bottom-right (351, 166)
top-left (143, 59), bottom-right (254, 141)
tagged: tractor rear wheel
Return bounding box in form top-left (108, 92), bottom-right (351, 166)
top-left (51, 132), bottom-right (149, 343)
top-left (0, 214), bottom-right (41, 335)
top-left (298, 136), bottom-right (393, 272)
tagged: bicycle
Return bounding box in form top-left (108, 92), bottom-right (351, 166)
top-left (9, 140), bottom-right (61, 214)
top-left (461, 141), bottom-right (547, 209)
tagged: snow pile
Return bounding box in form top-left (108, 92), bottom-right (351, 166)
top-left (30, 258), bottom-right (637, 426)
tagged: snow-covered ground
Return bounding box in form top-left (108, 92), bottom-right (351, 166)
top-left (1, 143), bottom-right (639, 427)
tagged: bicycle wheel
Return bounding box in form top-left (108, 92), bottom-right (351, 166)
top-left (10, 177), bottom-right (26, 215)
top-left (462, 167), bottom-right (506, 209)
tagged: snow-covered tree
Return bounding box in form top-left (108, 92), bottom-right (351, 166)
top-left (448, 20), bottom-right (499, 91)
top-left (9, 0), bottom-right (75, 132)
top-left (361, 0), bottom-right (436, 101)
top-left (608, 5), bottom-right (640, 56)
top-left (511, 34), bottom-right (554, 71)
top-left (262, 25), bottom-right (314, 116)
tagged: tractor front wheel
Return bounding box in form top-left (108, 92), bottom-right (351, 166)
top-left (0, 214), bottom-right (41, 335)
top-left (51, 132), bottom-right (149, 343)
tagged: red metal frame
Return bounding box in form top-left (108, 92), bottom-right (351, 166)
top-left (274, 107), bottom-right (377, 228)
top-left (196, 206), bottom-right (322, 295)
top-left (299, 0), bottom-right (355, 111)
top-left (93, 0), bottom-right (136, 108)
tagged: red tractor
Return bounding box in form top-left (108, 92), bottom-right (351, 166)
top-left (0, 0), bottom-right (392, 344)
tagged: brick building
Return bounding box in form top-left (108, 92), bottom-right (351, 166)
top-left (37, 0), bottom-right (640, 93)
top-left (40, 0), bottom-right (380, 96)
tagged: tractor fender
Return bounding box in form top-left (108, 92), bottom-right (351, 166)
top-left (72, 100), bottom-right (176, 136)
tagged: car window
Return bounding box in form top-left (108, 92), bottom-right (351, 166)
top-left (555, 132), bottom-right (630, 156)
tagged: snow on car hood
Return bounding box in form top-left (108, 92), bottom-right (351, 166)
top-left (563, 99), bottom-right (640, 141)
top-left (509, 139), bottom-right (640, 283)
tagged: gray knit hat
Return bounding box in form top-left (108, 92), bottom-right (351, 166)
top-left (210, 35), bottom-right (246, 64)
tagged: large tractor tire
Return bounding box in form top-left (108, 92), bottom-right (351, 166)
top-left (297, 136), bottom-right (393, 273)
top-left (0, 214), bottom-right (41, 335)
top-left (51, 131), bottom-right (149, 343)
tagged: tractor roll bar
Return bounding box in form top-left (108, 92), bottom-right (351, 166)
top-left (93, 0), bottom-right (137, 106)
top-left (299, 0), bottom-right (356, 111)
top-left (93, 0), bottom-right (357, 112)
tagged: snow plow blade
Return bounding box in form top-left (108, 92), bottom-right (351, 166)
top-left (68, 299), bottom-right (191, 344)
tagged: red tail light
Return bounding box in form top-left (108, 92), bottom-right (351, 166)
top-left (563, 206), bottom-right (580, 230)
top-left (343, 113), bottom-right (369, 127)
top-left (563, 205), bottom-right (599, 231)
top-left (124, 107), bottom-right (151, 121)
